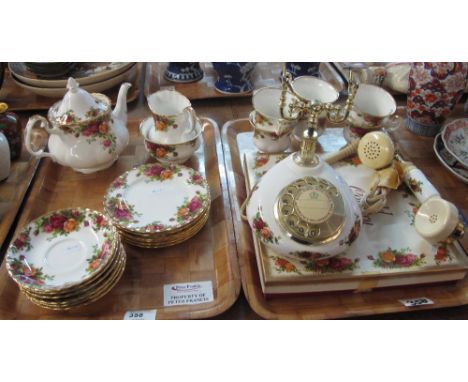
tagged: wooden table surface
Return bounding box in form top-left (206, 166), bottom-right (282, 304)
top-left (2, 80), bottom-right (468, 319)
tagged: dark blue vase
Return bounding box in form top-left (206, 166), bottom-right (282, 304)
top-left (212, 62), bottom-right (257, 94)
top-left (164, 63), bottom-right (204, 83)
top-left (285, 62), bottom-right (320, 79)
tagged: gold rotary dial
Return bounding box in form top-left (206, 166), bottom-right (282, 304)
top-left (275, 177), bottom-right (345, 245)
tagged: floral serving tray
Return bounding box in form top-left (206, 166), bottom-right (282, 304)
top-left (6, 209), bottom-right (117, 291)
top-left (245, 151), bottom-right (468, 291)
top-left (441, 119), bottom-right (468, 168)
top-left (223, 118), bottom-right (468, 319)
top-left (104, 164), bottom-right (210, 233)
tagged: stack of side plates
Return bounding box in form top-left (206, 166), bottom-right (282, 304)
top-left (5, 209), bottom-right (125, 310)
top-left (8, 62), bottom-right (136, 98)
top-left (104, 163), bottom-right (211, 248)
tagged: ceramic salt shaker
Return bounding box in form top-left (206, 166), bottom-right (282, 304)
top-left (0, 131), bottom-right (11, 181)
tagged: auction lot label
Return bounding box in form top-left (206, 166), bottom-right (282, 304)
top-left (163, 281), bottom-right (214, 307)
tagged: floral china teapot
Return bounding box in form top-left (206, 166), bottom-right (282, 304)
top-left (25, 78), bottom-right (131, 174)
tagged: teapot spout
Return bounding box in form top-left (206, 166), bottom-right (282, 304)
top-left (112, 82), bottom-right (132, 125)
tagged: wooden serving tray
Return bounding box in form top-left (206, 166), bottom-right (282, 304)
top-left (222, 117), bottom-right (468, 319)
top-left (0, 117), bottom-right (240, 319)
top-left (0, 63), bottom-right (144, 111)
top-left (145, 63), bottom-right (342, 100)
top-left (0, 148), bottom-right (40, 255)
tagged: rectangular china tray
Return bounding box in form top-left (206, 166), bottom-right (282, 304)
top-left (0, 117), bottom-right (240, 319)
top-left (222, 116), bottom-right (468, 319)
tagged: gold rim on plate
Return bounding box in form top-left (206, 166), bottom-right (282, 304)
top-left (24, 247), bottom-right (127, 310)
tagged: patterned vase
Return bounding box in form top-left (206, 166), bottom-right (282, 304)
top-left (407, 62), bottom-right (468, 136)
top-left (164, 63), bottom-right (204, 83)
top-left (212, 62), bottom-right (257, 94)
top-left (285, 62), bottom-right (320, 79)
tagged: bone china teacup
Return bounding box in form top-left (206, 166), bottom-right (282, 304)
top-left (251, 87), bottom-right (299, 135)
top-left (147, 89), bottom-right (197, 144)
top-left (348, 84), bottom-right (399, 131)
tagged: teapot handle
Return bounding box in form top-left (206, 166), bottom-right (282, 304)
top-left (24, 115), bottom-right (59, 161)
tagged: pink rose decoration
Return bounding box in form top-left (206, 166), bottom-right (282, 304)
top-left (115, 208), bottom-right (130, 220)
top-left (188, 197), bottom-right (202, 212)
top-left (103, 140), bottom-right (112, 148)
top-left (13, 239), bottom-right (24, 249)
top-left (49, 214), bottom-right (67, 229)
top-left (145, 165), bottom-right (163, 177)
top-left (43, 224), bottom-right (53, 233)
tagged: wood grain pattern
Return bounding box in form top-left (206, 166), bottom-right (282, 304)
top-left (0, 146), bottom-right (39, 256)
top-left (0, 118), bottom-right (240, 319)
top-left (0, 63), bottom-right (144, 111)
top-left (222, 113), bottom-right (468, 319)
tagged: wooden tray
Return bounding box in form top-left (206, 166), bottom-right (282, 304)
top-left (0, 63), bottom-right (144, 111)
top-left (0, 117), bottom-right (240, 319)
top-left (0, 148), bottom-right (40, 255)
top-left (222, 117), bottom-right (468, 319)
top-left (145, 63), bottom-right (342, 100)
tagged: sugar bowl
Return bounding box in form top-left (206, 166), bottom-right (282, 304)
top-left (141, 89), bottom-right (203, 164)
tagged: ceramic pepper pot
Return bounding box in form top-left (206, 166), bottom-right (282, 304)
top-left (407, 62), bottom-right (468, 136)
top-left (285, 62), bottom-right (320, 79)
top-left (212, 62), bottom-right (257, 94)
top-left (164, 63), bottom-right (204, 83)
top-left (0, 103), bottom-right (23, 160)
top-left (0, 131), bottom-right (10, 181)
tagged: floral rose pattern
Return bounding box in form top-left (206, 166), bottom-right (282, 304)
top-left (186, 171), bottom-right (205, 186)
top-left (339, 214), bottom-right (361, 246)
top-left (7, 257), bottom-right (54, 286)
top-left (404, 201), bottom-right (420, 226)
top-left (407, 177), bottom-right (423, 194)
top-left (105, 197), bottom-right (141, 224)
top-left (173, 192), bottom-right (209, 223)
top-left (434, 243), bottom-right (453, 264)
top-left (136, 163), bottom-right (180, 182)
top-left (303, 256), bottom-right (359, 273)
top-left (58, 110), bottom-right (117, 154)
top-left (10, 227), bottom-right (33, 254)
top-left (252, 210), bottom-right (280, 244)
top-left (271, 256), bottom-right (299, 274)
top-left (407, 63), bottom-right (468, 126)
top-left (145, 141), bottom-right (178, 160)
top-left (32, 209), bottom-right (87, 240)
top-left (253, 154), bottom-right (269, 169)
top-left (142, 221), bottom-right (168, 232)
top-left (86, 238), bottom-right (114, 273)
top-left (368, 248), bottom-right (426, 269)
top-left (107, 172), bottom-right (129, 193)
top-left (154, 114), bottom-right (177, 131)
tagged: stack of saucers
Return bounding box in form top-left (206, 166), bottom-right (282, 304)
top-left (5, 208), bottom-right (125, 310)
top-left (104, 163), bottom-right (211, 248)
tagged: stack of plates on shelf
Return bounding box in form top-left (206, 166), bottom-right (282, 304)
top-left (104, 163), bottom-right (211, 248)
top-left (8, 62), bottom-right (136, 98)
top-left (434, 119), bottom-right (468, 184)
top-left (5, 208), bottom-right (125, 310)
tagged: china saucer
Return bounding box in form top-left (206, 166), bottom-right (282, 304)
top-left (104, 163), bottom-right (210, 234)
top-left (6, 208), bottom-right (118, 292)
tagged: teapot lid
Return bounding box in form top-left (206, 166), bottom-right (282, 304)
top-left (49, 78), bottom-right (110, 125)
